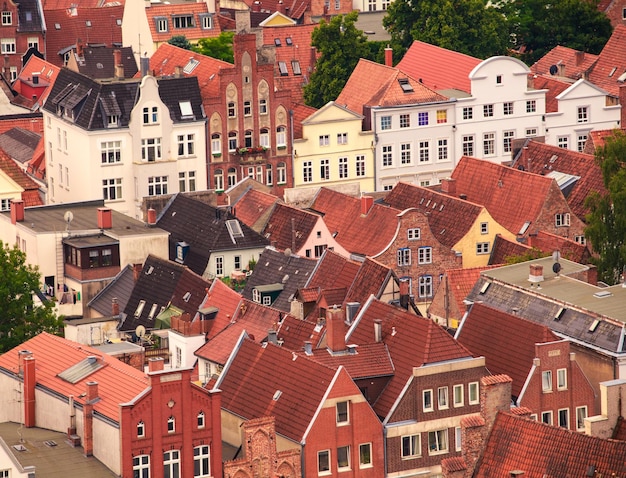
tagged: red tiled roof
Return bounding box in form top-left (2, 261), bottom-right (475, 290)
top-left (450, 156), bottom-right (555, 236)
top-left (531, 231), bottom-right (590, 263)
top-left (0, 148), bottom-right (43, 206)
top-left (261, 202), bottom-right (321, 252)
top-left (44, 6), bottom-right (124, 67)
top-left (396, 40), bottom-right (481, 93)
top-left (308, 342), bottom-right (394, 379)
top-left (12, 56), bottom-right (61, 107)
top-left (0, 117), bottom-right (43, 135)
top-left (27, 138), bottom-right (45, 180)
top-left (291, 102), bottom-right (317, 139)
top-left (344, 258), bottom-right (392, 309)
top-left (489, 234), bottom-right (532, 265)
top-left (146, 4), bottom-right (221, 44)
top-left (233, 187), bottom-right (281, 231)
top-left (276, 314), bottom-right (323, 351)
top-left (197, 278), bottom-right (242, 340)
top-left (335, 58), bottom-right (448, 116)
top-left (456, 302), bottom-right (558, 398)
top-left (586, 129), bottom-right (618, 153)
top-left (476, 412), bottom-right (626, 476)
top-left (308, 248), bottom-right (361, 291)
top-left (384, 182), bottom-right (485, 248)
top-left (298, 286), bottom-right (319, 303)
top-left (310, 188), bottom-right (399, 256)
top-left (513, 139), bottom-right (607, 219)
top-left (347, 297), bottom-right (473, 418)
top-left (530, 45), bottom-right (598, 80)
top-left (0, 332), bottom-right (147, 422)
top-left (588, 24), bottom-right (626, 96)
top-left (217, 337), bottom-right (342, 442)
top-left (532, 75), bottom-right (573, 113)
top-left (43, 0), bottom-right (110, 9)
top-left (147, 43), bottom-right (232, 100)
top-left (443, 265), bottom-right (502, 314)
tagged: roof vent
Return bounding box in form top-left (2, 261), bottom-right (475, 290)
top-left (273, 390), bottom-right (282, 400)
top-left (593, 290), bottom-right (612, 299)
top-left (479, 282), bottom-right (490, 294)
top-left (13, 444), bottom-right (27, 452)
top-left (588, 319), bottom-right (600, 333)
top-left (554, 307), bottom-right (566, 321)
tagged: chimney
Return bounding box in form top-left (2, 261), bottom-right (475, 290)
top-left (304, 341), bottom-right (313, 355)
top-left (112, 297), bottom-right (119, 316)
top-left (620, 85), bottom-right (626, 131)
top-left (11, 200), bottom-right (25, 224)
top-left (361, 195), bottom-right (373, 215)
top-left (23, 355), bottom-right (36, 428)
top-left (528, 264), bottom-right (544, 283)
top-left (440, 177), bottom-right (456, 195)
top-left (399, 278), bottom-right (410, 310)
top-left (113, 49), bottom-right (122, 66)
top-left (480, 374), bottom-right (512, 428)
top-left (268, 329), bottom-right (278, 345)
top-left (575, 50), bottom-right (584, 66)
top-left (76, 39), bottom-right (84, 57)
top-left (86, 380), bottom-right (99, 402)
top-left (97, 207), bottom-right (112, 229)
top-left (374, 319), bottom-right (382, 343)
top-left (252, 0), bottom-right (261, 12)
top-left (140, 56), bottom-right (150, 77)
top-left (326, 306), bottom-right (346, 352)
top-left (174, 65), bottom-right (184, 78)
top-left (459, 194), bottom-right (467, 200)
top-left (147, 208), bottom-right (157, 225)
top-left (133, 263), bottom-right (142, 281)
top-left (384, 46), bottom-right (393, 67)
top-left (557, 61), bottom-right (565, 77)
top-left (83, 381), bottom-right (98, 457)
top-left (148, 357), bottom-right (164, 372)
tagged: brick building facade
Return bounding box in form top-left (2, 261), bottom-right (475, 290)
top-left (0, 0), bottom-right (44, 81)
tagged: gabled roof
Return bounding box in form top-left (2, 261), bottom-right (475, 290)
top-left (44, 6), bottom-right (124, 67)
top-left (384, 182), bottom-right (485, 248)
top-left (586, 128), bottom-right (618, 153)
top-left (456, 302), bottom-right (559, 398)
top-left (12, 56), bottom-right (61, 108)
top-left (69, 45), bottom-right (137, 79)
top-left (241, 247), bottom-right (316, 312)
top-left (450, 156), bottom-right (556, 236)
top-left (216, 337), bottom-right (342, 442)
top-left (276, 314), bottom-right (325, 350)
top-left (88, 264), bottom-right (136, 317)
top-left (0, 332), bottom-right (147, 422)
top-left (15, 0), bottom-right (44, 32)
top-left (307, 248), bottom-right (361, 291)
top-left (261, 202), bottom-right (321, 252)
top-left (343, 258), bottom-right (394, 310)
top-left (532, 74), bottom-right (573, 113)
top-left (588, 24), bottom-right (626, 96)
top-left (347, 297), bottom-right (473, 418)
top-left (291, 102), bottom-right (318, 139)
top-left (307, 342), bottom-right (394, 379)
top-left (195, 278), bottom-right (242, 340)
top-left (530, 45), bottom-right (598, 80)
top-left (309, 188), bottom-right (399, 256)
top-left (475, 412), bottom-right (626, 476)
top-left (120, 254), bottom-right (211, 332)
top-left (0, 148), bottom-right (43, 206)
top-left (489, 233), bottom-right (533, 265)
top-left (531, 231), bottom-right (591, 264)
top-left (146, 43), bottom-right (232, 100)
top-left (156, 194), bottom-right (269, 276)
top-left (0, 128), bottom-right (41, 165)
top-left (335, 58), bottom-right (448, 116)
top-left (232, 187), bottom-right (281, 232)
top-left (145, 3), bottom-right (221, 44)
top-left (396, 40), bottom-right (481, 94)
top-left (441, 265), bottom-right (503, 313)
top-left (511, 139), bottom-right (606, 219)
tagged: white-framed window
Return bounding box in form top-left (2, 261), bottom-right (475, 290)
top-left (277, 162), bottom-right (286, 184)
top-left (418, 111), bottom-right (428, 126)
top-left (339, 157), bottom-right (348, 178)
top-left (260, 128), bottom-right (270, 148)
top-left (483, 132), bottom-right (495, 156)
top-left (319, 134), bottom-right (330, 146)
top-left (266, 164), bottom-right (273, 185)
top-left (555, 213), bottom-right (571, 227)
top-left (1, 38), bottom-right (16, 54)
top-left (436, 109), bottom-right (447, 124)
top-left (423, 389), bottom-right (433, 412)
top-left (557, 368), bottom-right (567, 390)
top-left (177, 134), bottom-right (195, 157)
top-left (397, 248), bottom-right (411, 266)
top-left (252, 289), bottom-right (261, 303)
top-left (503, 102), bottom-right (514, 115)
top-left (462, 107), bottom-right (473, 120)
top-left (228, 132), bottom-right (237, 152)
top-left (401, 142), bottom-right (412, 164)
top-left (214, 169), bottom-right (224, 191)
top-left (359, 443), bottom-right (372, 468)
top-left (179, 171), bottom-right (196, 192)
top-left (476, 242), bottom-right (490, 254)
top-left (526, 100), bottom-right (536, 113)
top-left (576, 406), bottom-right (587, 431)
top-left (382, 145), bottom-right (393, 167)
top-left (0, 199), bottom-right (10, 212)
top-left (318, 450), bottom-right (330, 475)
top-left (302, 161), bottom-right (312, 183)
top-left (356, 155), bottom-right (365, 177)
top-left (27, 37), bottom-right (39, 50)
top-left (428, 429), bottom-right (448, 455)
top-left (542, 370), bottom-right (553, 392)
top-left (148, 176), bottom-right (168, 196)
top-left (200, 14), bottom-right (213, 29)
top-left (143, 106), bottom-right (158, 124)
top-left (9, 65), bottom-right (17, 81)
top-left (418, 275), bottom-right (433, 298)
top-left (276, 126), bottom-right (287, 147)
top-left (438, 138), bottom-right (448, 161)
top-left (418, 141), bottom-right (430, 163)
top-left (558, 408), bottom-right (569, 429)
top-left (211, 133), bottom-right (221, 154)
top-left (455, 427), bottom-right (462, 451)
top-left (483, 104), bottom-right (494, 117)
top-left (243, 100), bottom-right (251, 116)
top-left (418, 247), bottom-right (432, 264)
top-left (1, 11), bottom-right (12, 24)
top-left (320, 159), bottom-right (329, 180)
top-left (173, 15), bottom-right (194, 28)
top-left (526, 128), bottom-right (538, 137)
top-left (408, 228), bottom-right (420, 240)
top-left (101, 140), bottom-right (121, 163)
top-left (453, 384), bottom-right (464, 407)
top-left (167, 416), bottom-right (176, 433)
top-left (400, 113), bottom-right (410, 128)
top-left (480, 222), bottom-right (488, 234)
top-left (337, 132), bottom-right (348, 144)
top-left (137, 420), bottom-right (145, 438)
top-left (103, 178), bottom-right (122, 200)
top-left (336, 401), bottom-right (349, 424)
top-left (462, 135), bottom-right (474, 156)
top-left (503, 130), bottom-right (514, 153)
top-left (133, 455), bottom-right (150, 478)
top-left (577, 106), bottom-right (589, 123)
top-left (542, 410), bottom-right (553, 425)
top-left (468, 382), bottom-right (479, 404)
top-left (194, 445), bottom-right (210, 477)
top-left (262, 295), bottom-right (271, 305)
top-left (577, 134), bottom-right (588, 152)
top-left (156, 17), bottom-right (168, 32)
top-left (163, 450), bottom-right (180, 478)
top-left (438, 386), bottom-right (449, 409)
top-left (558, 136), bottom-right (569, 149)
top-left (337, 445), bottom-right (350, 471)
top-left (244, 130), bottom-right (253, 148)
top-left (142, 138), bottom-right (162, 161)
top-left (228, 167), bottom-right (237, 187)
top-left (227, 101), bottom-right (236, 117)
top-left (380, 115), bottom-right (391, 130)
top-left (292, 60), bottom-right (302, 75)
top-left (575, 235), bottom-right (586, 245)
top-left (259, 98), bottom-right (268, 114)
top-left (402, 434), bottom-right (421, 458)
top-left (215, 256), bottom-right (224, 276)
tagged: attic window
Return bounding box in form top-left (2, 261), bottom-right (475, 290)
top-left (226, 219), bottom-right (244, 239)
top-left (554, 307), bottom-right (565, 321)
top-left (609, 67), bottom-right (617, 77)
top-left (618, 71), bottom-right (626, 83)
top-left (518, 221), bottom-right (531, 235)
top-left (479, 282), bottom-right (490, 294)
top-left (273, 390), bottom-right (282, 400)
top-left (86, 20), bottom-right (92, 27)
top-left (135, 300), bottom-right (146, 317)
top-left (278, 61), bottom-right (288, 76)
top-left (593, 290), bottom-right (612, 299)
top-left (183, 58), bottom-right (199, 74)
top-left (179, 100), bottom-right (193, 118)
top-left (146, 266), bottom-right (154, 275)
top-left (58, 356), bottom-right (103, 383)
top-left (292, 60), bottom-right (302, 75)
top-left (398, 78), bottom-right (413, 92)
top-left (285, 37), bottom-right (293, 46)
top-left (549, 154), bottom-right (558, 163)
top-left (274, 38), bottom-right (282, 47)
top-left (183, 292), bottom-right (191, 302)
top-left (55, 23), bottom-right (61, 29)
top-left (116, 18), bottom-right (122, 26)
top-left (148, 303), bottom-right (158, 320)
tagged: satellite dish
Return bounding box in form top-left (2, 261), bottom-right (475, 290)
top-left (135, 325), bottom-right (146, 338)
top-left (64, 210), bottom-right (74, 223)
top-left (552, 262), bottom-right (562, 274)
top-left (549, 64), bottom-right (558, 75)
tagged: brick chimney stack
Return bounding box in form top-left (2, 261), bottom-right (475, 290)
top-left (528, 264), bottom-right (544, 283)
top-left (148, 357), bottom-right (165, 372)
top-left (361, 195), bottom-right (373, 215)
top-left (326, 306), bottom-right (346, 352)
top-left (97, 207), bottom-right (112, 229)
top-left (83, 380), bottom-right (99, 457)
top-left (385, 46), bottom-right (393, 67)
top-left (399, 278), bottom-right (410, 310)
top-left (112, 297), bottom-right (119, 316)
top-left (11, 200), bottom-right (25, 224)
top-left (23, 355), bottom-right (36, 428)
top-left (440, 178), bottom-right (456, 196)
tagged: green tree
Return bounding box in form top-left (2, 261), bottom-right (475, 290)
top-left (383, 0), bottom-right (509, 60)
top-left (499, 0), bottom-right (612, 65)
top-left (303, 11), bottom-right (370, 109)
top-left (0, 242), bottom-right (62, 352)
top-left (168, 35), bottom-right (193, 50)
top-left (192, 32), bottom-right (235, 62)
top-left (584, 130), bottom-right (626, 285)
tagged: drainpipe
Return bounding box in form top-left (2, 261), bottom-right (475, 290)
top-left (289, 109), bottom-right (294, 190)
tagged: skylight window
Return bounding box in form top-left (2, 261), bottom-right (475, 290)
top-left (399, 78), bottom-right (413, 92)
top-left (58, 356), bottom-right (103, 383)
top-left (179, 100), bottom-right (193, 117)
top-left (183, 57), bottom-right (199, 74)
top-left (226, 219), bottom-right (244, 240)
top-left (285, 37), bottom-right (293, 46)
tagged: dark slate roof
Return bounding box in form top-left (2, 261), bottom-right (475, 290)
top-left (156, 194), bottom-right (269, 276)
top-left (72, 46), bottom-right (138, 79)
top-left (16, 0), bottom-right (44, 32)
top-left (87, 264), bottom-right (136, 317)
top-left (241, 247), bottom-right (316, 312)
top-left (0, 128), bottom-right (41, 164)
top-left (119, 255), bottom-right (211, 332)
top-left (42, 69), bottom-right (204, 131)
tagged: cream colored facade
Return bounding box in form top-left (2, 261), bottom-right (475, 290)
top-left (0, 170), bottom-right (26, 212)
top-left (293, 101), bottom-right (375, 192)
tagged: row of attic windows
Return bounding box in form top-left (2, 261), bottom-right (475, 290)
top-left (154, 14), bottom-right (213, 33)
top-left (54, 18), bottom-right (122, 29)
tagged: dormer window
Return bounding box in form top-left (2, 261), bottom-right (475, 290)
top-left (285, 37), bottom-right (293, 46)
top-left (107, 115), bottom-right (119, 127)
top-left (173, 15), bottom-right (194, 28)
top-left (278, 61), bottom-right (288, 76)
top-left (199, 13), bottom-right (212, 29)
top-left (179, 100), bottom-right (193, 118)
top-left (155, 17), bottom-right (168, 32)
top-left (274, 38), bottom-right (282, 47)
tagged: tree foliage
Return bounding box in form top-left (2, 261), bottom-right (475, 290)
top-left (303, 11), bottom-right (371, 109)
top-left (383, 0), bottom-right (509, 60)
top-left (584, 130), bottom-right (626, 285)
top-left (192, 32), bottom-right (235, 63)
top-left (499, 0), bottom-right (613, 65)
top-left (0, 242), bottom-right (62, 352)
top-left (168, 35), bottom-right (193, 50)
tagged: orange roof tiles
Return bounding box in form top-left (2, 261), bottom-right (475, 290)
top-left (0, 148), bottom-right (43, 206)
top-left (308, 342), bottom-right (394, 379)
top-left (531, 231), bottom-right (590, 263)
top-left (308, 248), bottom-right (361, 291)
top-left (532, 75), bottom-right (573, 113)
top-left (443, 265), bottom-right (502, 314)
top-left (146, 4), bottom-right (221, 44)
top-left (12, 56), bottom-right (61, 108)
top-left (396, 40), bottom-right (482, 93)
top-left (276, 314), bottom-right (323, 351)
top-left (344, 258), bottom-right (393, 309)
top-left (530, 45), bottom-right (598, 80)
top-left (291, 102), bottom-right (317, 139)
top-left (261, 202), bottom-right (320, 251)
top-left (0, 333), bottom-right (147, 422)
top-left (489, 234), bottom-right (532, 265)
top-left (588, 24), bottom-right (626, 96)
top-left (586, 129), bottom-right (617, 153)
top-left (232, 188), bottom-right (281, 231)
top-left (196, 278), bottom-right (242, 340)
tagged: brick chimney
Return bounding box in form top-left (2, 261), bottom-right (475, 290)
top-left (528, 264), bottom-right (543, 283)
top-left (23, 355), bottom-right (36, 428)
top-left (113, 49), bottom-right (124, 78)
top-left (326, 306), bottom-right (346, 352)
top-left (112, 297), bottom-right (119, 316)
top-left (440, 178), bottom-right (456, 196)
top-left (133, 263), bottom-right (142, 281)
top-left (97, 207), bottom-right (112, 229)
top-left (148, 357), bottom-right (165, 372)
top-left (83, 380), bottom-right (98, 457)
top-left (399, 278), bottom-right (410, 310)
top-left (11, 200), bottom-right (25, 224)
top-left (385, 46), bottom-right (393, 67)
top-left (575, 50), bottom-right (584, 66)
top-left (147, 208), bottom-right (157, 225)
top-left (361, 195), bottom-right (373, 215)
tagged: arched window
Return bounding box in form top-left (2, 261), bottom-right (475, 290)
top-left (211, 133), bottom-right (221, 154)
top-left (167, 416), bottom-right (175, 433)
top-left (137, 420), bottom-right (145, 438)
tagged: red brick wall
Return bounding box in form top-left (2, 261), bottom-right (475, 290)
top-left (533, 183), bottom-right (586, 241)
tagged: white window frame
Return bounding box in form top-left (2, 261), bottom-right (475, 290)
top-left (336, 401), bottom-right (349, 425)
top-left (359, 443), bottom-right (372, 468)
top-left (137, 420), bottom-right (145, 438)
top-left (558, 408), bottom-right (569, 429)
top-left (382, 145), bottom-right (393, 167)
top-left (141, 138), bottom-right (162, 162)
top-left (337, 445), bottom-right (350, 471)
top-left (455, 426), bottom-right (462, 451)
top-left (148, 176), bottom-right (168, 196)
top-left (483, 132), bottom-right (495, 156)
top-left (215, 255), bottom-right (224, 277)
top-left (542, 370), bottom-right (553, 392)
top-left (437, 138), bottom-right (448, 161)
top-left (557, 368), bottom-right (567, 390)
top-left (397, 248), bottom-right (411, 266)
top-left (401, 434), bottom-right (421, 458)
top-left (555, 213), bottom-right (571, 227)
top-left (428, 429), bottom-right (449, 455)
top-left (133, 455), bottom-right (150, 477)
top-left (167, 416), bottom-right (176, 433)
top-left (468, 382), bottom-right (479, 404)
top-left (423, 389), bottom-right (433, 412)
top-left (462, 107), bottom-right (473, 120)
top-left (380, 115), bottom-right (391, 130)
top-left (103, 178), bottom-right (122, 201)
top-left (438, 386), bottom-right (449, 410)
top-left (163, 450), bottom-right (180, 478)
top-left (418, 247), bottom-right (432, 264)
top-left (453, 384), bottom-right (464, 407)
top-left (526, 100), bottom-right (536, 113)
top-left (542, 410), bottom-right (553, 425)
top-left (318, 449), bottom-right (331, 475)
top-left (408, 228), bottom-right (420, 240)
top-left (303, 161), bottom-right (312, 183)
top-left (356, 155), bottom-right (365, 177)
top-left (0, 38), bottom-right (16, 54)
top-left (577, 106), bottom-right (589, 123)
top-left (576, 406), bottom-right (587, 431)
top-left (476, 242), bottom-right (490, 254)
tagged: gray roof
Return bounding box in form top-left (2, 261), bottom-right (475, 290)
top-left (87, 264), bottom-right (136, 317)
top-left (0, 422), bottom-right (117, 477)
top-left (0, 128), bottom-right (41, 164)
